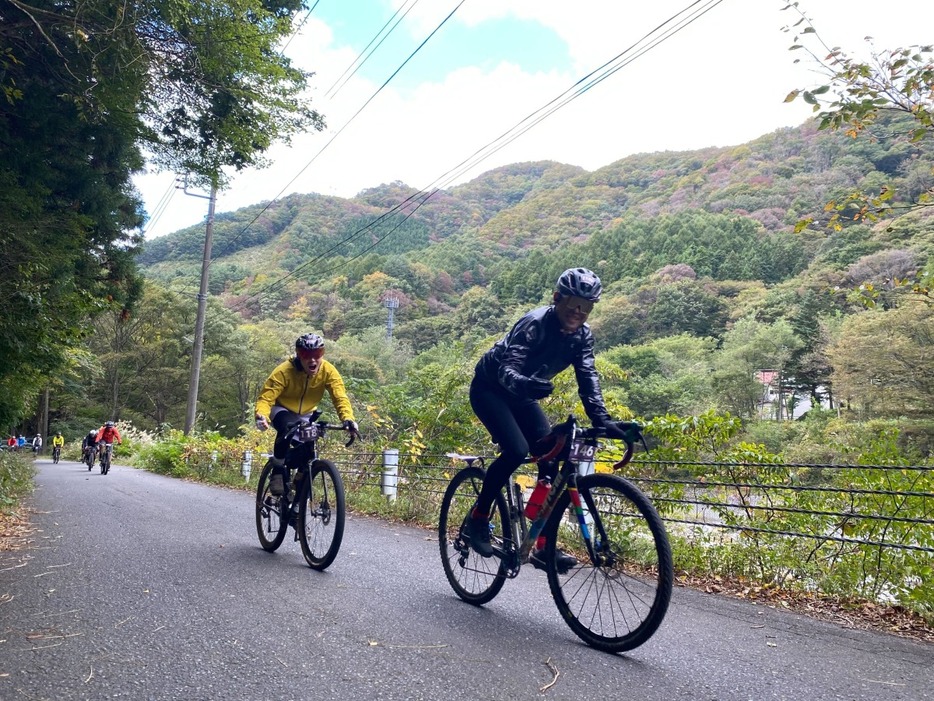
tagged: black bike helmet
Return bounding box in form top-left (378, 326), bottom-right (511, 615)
top-left (105, 421), bottom-right (115, 428)
top-left (295, 333), bottom-right (325, 352)
top-left (556, 267), bottom-right (602, 301)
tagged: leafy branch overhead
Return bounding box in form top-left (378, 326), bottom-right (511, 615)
top-left (781, 2), bottom-right (933, 231)
top-left (0, 0), bottom-right (325, 427)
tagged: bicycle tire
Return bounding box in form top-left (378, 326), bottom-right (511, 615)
top-left (100, 451), bottom-right (107, 474)
top-left (438, 466), bottom-right (511, 606)
top-left (543, 472), bottom-right (673, 653)
top-left (298, 459), bottom-right (346, 570)
top-left (255, 460), bottom-right (288, 552)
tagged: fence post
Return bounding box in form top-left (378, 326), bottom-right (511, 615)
top-left (241, 451), bottom-right (253, 482)
top-left (381, 449), bottom-right (399, 502)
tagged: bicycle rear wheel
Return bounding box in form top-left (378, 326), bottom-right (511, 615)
top-left (543, 473), bottom-right (673, 653)
top-left (298, 459), bottom-right (346, 570)
top-left (255, 460), bottom-right (288, 552)
top-left (438, 466), bottom-right (511, 606)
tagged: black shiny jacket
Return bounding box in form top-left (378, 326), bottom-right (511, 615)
top-left (474, 305), bottom-right (612, 426)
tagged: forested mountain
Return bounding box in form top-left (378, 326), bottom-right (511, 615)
top-left (142, 113), bottom-right (931, 290)
top-left (61, 110), bottom-right (930, 456)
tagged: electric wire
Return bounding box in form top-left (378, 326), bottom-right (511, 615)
top-left (324, 0), bottom-right (422, 99)
top-left (193, 0), bottom-right (467, 292)
top-left (142, 179), bottom-right (178, 239)
top-left (227, 0), bottom-right (724, 312)
top-left (281, 0), bottom-right (322, 54)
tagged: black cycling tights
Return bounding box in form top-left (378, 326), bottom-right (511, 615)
top-left (469, 376), bottom-right (556, 515)
top-left (271, 409), bottom-right (303, 460)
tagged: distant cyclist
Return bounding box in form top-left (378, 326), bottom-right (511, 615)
top-left (465, 267), bottom-right (634, 571)
top-left (51, 432), bottom-right (64, 459)
top-left (254, 333), bottom-right (359, 497)
top-left (81, 429), bottom-right (99, 462)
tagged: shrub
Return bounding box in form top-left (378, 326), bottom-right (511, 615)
top-left (0, 451), bottom-right (35, 510)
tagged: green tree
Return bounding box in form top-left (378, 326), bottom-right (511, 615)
top-left (784, 7), bottom-right (933, 228)
top-left (0, 0), bottom-right (325, 427)
top-left (828, 303), bottom-right (934, 418)
top-left (603, 335), bottom-right (717, 418)
top-left (712, 318), bottom-right (803, 419)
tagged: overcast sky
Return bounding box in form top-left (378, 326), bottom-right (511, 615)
top-left (135, 0), bottom-right (934, 240)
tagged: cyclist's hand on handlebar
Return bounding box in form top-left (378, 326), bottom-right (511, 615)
top-left (255, 415), bottom-right (269, 431)
top-left (520, 376), bottom-right (554, 400)
top-left (603, 420), bottom-right (643, 444)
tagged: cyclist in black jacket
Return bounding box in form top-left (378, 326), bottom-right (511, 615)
top-left (466, 267), bottom-right (633, 570)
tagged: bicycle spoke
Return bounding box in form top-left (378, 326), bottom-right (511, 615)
top-left (439, 466), bottom-right (510, 605)
top-left (546, 474), bottom-right (673, 652)
top-left (255, 462), bottom-right (288, 552)
top-left (299, 460), bottom-right (345, 570)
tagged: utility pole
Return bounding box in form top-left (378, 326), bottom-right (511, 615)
top-left (183, 178), bottom-right (217, 435)
top-left (384, 294), bottom-right (399, 340)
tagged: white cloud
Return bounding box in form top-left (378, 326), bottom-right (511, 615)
top-left (136, 0), bottom-right (934, 239)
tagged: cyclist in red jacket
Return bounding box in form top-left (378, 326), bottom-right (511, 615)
top-left (97, 421), bottom-right (122, 446)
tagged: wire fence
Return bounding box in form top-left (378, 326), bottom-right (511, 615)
top-left (328, 451), bottom-right (934, 555)
top-left (178, 442), bottom-right (932, 612)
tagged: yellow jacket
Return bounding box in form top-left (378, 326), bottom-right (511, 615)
top-left (52, 435), bottom-right (65, 447)
top-left (255, 358), bottom-right (354, 422)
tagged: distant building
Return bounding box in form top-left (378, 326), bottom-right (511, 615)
top-left (755, 369), bottom-right (828, 420)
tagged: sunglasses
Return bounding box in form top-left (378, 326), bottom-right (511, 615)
top-left (562, 296), bottom-right (595, 314)
top-left (297, 347), bottom-right (325, 361)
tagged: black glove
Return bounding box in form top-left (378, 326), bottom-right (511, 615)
top-left (519, 376), bottom-right (554, 400)
top-left (342, 419), bottom-right (359, 434)
top-left (603, 420), bottom-right (643, 444)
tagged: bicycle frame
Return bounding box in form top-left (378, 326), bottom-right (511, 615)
top-left (495, 416), bottom-right (635, 576)
top-left (280, 417), bottom-right (355, 528)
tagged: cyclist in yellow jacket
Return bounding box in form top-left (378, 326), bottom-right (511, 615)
top-left (255, 333), bottom-right (358, 495)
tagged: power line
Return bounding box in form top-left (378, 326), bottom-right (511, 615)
top-left (192, 0), bottom-right (467, 285)
top-left (142, 179), bottom-right (178, 239)
top-left (325, 0), bottom-right (422, 99)
top-left (227, 0), bottom-right (725, 313)
top-left (281, 0), bottom-right (322, 54)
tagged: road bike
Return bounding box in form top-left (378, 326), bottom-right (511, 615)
top-left (439, 415), bottom-right (673, 653)
top-left (255, 412), bottom-right (355, 570)
top-left (52, 446), bottom-right (61, 464)
top-left (98, 442), bottom-right (114, 474)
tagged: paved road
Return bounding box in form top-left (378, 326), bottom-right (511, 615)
top-left (1, 460), bottom-right (931, 701)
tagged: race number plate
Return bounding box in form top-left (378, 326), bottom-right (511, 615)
top-left (569, 440), bottom-right (596, 463)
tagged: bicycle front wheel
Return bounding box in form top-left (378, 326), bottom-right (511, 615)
top-left (255, 461), bottom-right (288, 552)
top-left (438, 466), bottom-right (511, 606)
top-left (543, 473), bottom-right (673, 653)
top-left (298, 459), bottom-right (346, 570)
